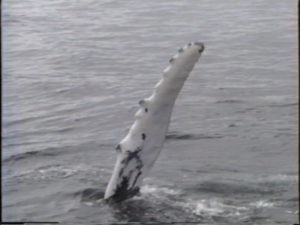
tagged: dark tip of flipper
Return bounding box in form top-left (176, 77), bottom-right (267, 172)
top-left (178, 48), bottom-right (184, 53)
top-left (141, 133), bottom-right (146, 140)
top-left (139, 99), bottom-right (145, 106)
top-left (194, 42), bottom-right (205, 53)
top-left (169, 57), bottom-right (174, 63)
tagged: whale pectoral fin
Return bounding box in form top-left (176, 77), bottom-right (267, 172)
top-left (104, 42), bottom-right (205, 202)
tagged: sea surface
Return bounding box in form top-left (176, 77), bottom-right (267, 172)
top-left (2, 0), bottom-right (299, 224)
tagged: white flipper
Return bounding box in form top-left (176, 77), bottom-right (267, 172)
top-left (104, 42), bottom-right (205, 202)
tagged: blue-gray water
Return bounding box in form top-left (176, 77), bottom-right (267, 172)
top-left (2, 0), bottom-right (298, 224)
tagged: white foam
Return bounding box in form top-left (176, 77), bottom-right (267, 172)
top-left (141, 184), bottom-right (182, 196)
top-left (258, 174), bottom-right (298, 183)
top-left (177, 198), bottom-right (248, 218)
top-left (249, 200), bottom-right (275, 208)
top-left (36, 166), bottom-right (77, 179)
top-left (193, 199), bottom-right (225, 215)
top-left (14, 164), bottom-right (107, 181)
top-left (83, 202), bottom-right (94, 206)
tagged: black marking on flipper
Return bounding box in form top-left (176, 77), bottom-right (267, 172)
top-left (119, 147), bottom-right (144, 179)
top-left (108, 176), bottom-right (140, 203)
top-left (118, 167), bottom-right (124, 178)
top-left (121, 147), bottom-right (143, 165)
top-left (169, 57), bottom-right (174, 63)
top-left (128, 169), bottom-right (134, 179)
top-left (178, 48), bottom-right (183, 53)
top-left (188, 43), bottom-right (192, 47)
top-left (115, 146), bottom-right (144, 200)
top-left (139, 99), bottom-right (148, 113)
top-left (141, 133), bottom-right (146, 140)
top-left (111, 159), bottom-right (143, 202)
top-left (132, 171), bottom-right (142, 188)
top-left (136, 163), bottom-right (142, 170)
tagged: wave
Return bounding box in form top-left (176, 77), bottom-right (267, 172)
top-left (3, 141), bottom-right (112, 164)
top-left (189, 181), bottom-right (272, 195)
top-left (267, 102), bottom-right (298, 108)
top-left (8, 173), bottom-right (292, 223)
top-left (178, 198), bottom-right (250, 221)
top-left (3, 150), bottom-right (57, 163)
top-left (258, 174), bottom-right (297, 183)
top-left (106, 185), bottom-right (202, 223)
top-left (70, 183), bottom-right (284, 223)
top-left (166, 131), bottom-right (223, 141)
top-left (215, 99), bottom-right (244, 104)
top-left (12, 165), bottom-right (78, 181)
top-left (8, 163), bottom-right (112, 186)
top-left (73, 188), bottom-right (105, 202)
top-left (188, 174), bottom-right (297, 196)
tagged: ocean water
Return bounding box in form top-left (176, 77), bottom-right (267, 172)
top-left (2, 0), bottom-right (298, 224)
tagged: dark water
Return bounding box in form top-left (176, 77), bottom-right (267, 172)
top-left (2, 0), bottom-right (298, 224)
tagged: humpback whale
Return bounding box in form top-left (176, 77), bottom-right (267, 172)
top-left (104, 42), bottom-right (205, 202)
